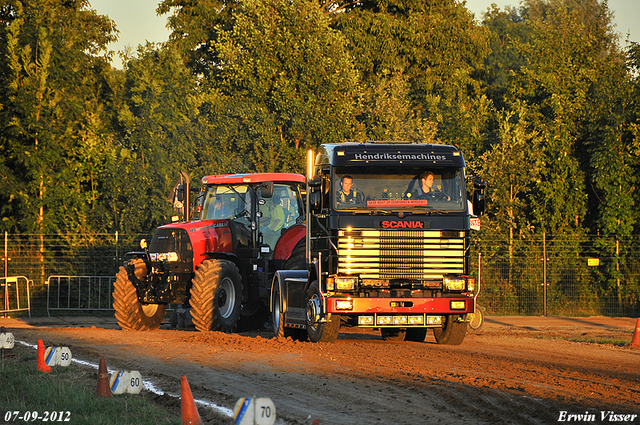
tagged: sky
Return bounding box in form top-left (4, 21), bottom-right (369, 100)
top-left (90, 0), bottom-right (639, 69)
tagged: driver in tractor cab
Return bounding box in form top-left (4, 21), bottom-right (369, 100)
top-left (211, 198), bottom-right (232, 219)
top-left (264, 195), bottom-right (285, 249)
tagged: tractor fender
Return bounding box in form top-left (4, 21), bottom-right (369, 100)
top-left (273, 224), bottom-right (305, 260)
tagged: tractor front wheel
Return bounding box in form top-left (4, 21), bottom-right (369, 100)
top-left (113, 258), bottom-right (166, 330)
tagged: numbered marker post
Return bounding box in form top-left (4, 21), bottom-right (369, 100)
top-left (0, 332), bottom-right (15, 349)
top-left (110, 370), bottom-right (143, 395)
top-left (44, 347), bottom-right (72, 367)
top-left (234, 397), bottom-right (276, 425)
top-left (58, 347), bottom-right (72, 367)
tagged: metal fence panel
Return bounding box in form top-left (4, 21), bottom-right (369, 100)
top-left (46, 275), bottom-right (116, 316)
top-left (1, 276), bottom-right (32, 317)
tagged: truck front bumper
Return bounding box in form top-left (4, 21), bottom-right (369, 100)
top-left (326, 296), bottom-right (474, 327)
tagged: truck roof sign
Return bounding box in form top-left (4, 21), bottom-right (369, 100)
top-left (323, 143), bottom-right (465, 167)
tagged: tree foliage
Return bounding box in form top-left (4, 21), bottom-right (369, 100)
top-left (1, 0), bottom-right (639, 246)
top-left (0, 0), bottom-right (117, 236)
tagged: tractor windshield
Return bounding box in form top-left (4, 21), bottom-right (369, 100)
top-left (333, 166), bottom-right (466, 212)
top-left (201, 185), bottom-right (252, 220)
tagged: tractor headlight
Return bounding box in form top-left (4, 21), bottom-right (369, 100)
top-left (150, 252), bottom-right (179, 262)
top-left (443, 276), bottom-right (466, 291)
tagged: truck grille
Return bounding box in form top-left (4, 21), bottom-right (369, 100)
top-left (337, 229), bottom-right (465, 280)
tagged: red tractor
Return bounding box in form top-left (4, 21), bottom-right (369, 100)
top-left (113, 173), bottom-right (306, 332)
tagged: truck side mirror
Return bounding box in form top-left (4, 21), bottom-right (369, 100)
top-left (472, 178), bottom-right (487, 216)
top-left (174, 184), bottom-right (185, 202)
top-left (308, 178), bottom-right (322, 213)
top-left (261, 182), bottom-right (274, 198)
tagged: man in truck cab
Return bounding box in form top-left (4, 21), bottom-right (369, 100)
top-left (336, 175), bottom-right (364, 206)
top-left (410, 171), bottom-right (450, 201)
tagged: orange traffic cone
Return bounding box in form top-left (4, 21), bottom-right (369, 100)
top-left (631, 318), bottom-right (640, 348)
top-left (181, 376), bottom-right (202, 425)
top-left (96, 358), bottom-right (112, 397)
top-left (37, 339), bottom-right (51, 373)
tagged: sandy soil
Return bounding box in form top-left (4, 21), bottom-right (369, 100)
top-left (7, 319), bottom-right (640, 425)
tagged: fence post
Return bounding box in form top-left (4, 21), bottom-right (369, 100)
top-left (3, 231), bottom-right (7, 279)
top-left (3, 232), bottom-right (7, 313)
top-left (115, 231), bottom-right (119, 274)
top-left (543, 232), bottom-right (547, 317)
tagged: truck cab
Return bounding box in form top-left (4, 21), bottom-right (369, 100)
top-left (272, 142), bottom-right (485, 343)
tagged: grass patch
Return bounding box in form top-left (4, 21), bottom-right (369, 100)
top-left (0, 345), bottom-right (181, 425)
top-left (558, 336), bottom-right (631, 347)
top-left (533, 334), bottom-right (632, 347)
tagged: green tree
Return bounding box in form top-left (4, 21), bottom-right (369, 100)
top-left (105, 42), bottom-right (212, 232)
top-left (332, 0), bottom-right (493, 155)
top-left (0, 0), bottom-right (117, 236)
top-left (160, 0), bottom-right (360, 173)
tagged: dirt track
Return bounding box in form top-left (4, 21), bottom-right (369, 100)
top-left (5, 317), bottom-right (640, 425)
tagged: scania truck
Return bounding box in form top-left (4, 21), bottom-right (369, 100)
top-left (271, 141), bottom-right (485, 344)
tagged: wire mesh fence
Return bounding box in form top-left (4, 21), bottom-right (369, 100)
top-left (1, 232), bottom-right (150, 316)
top-left (1, 232), bottom-right (639, 317)
top-left (471, 234), bottom-right (640, 317)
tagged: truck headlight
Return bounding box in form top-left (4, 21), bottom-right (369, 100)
top-left (335, 299), bottom-right (354, 311)
top-left (335, 277), bottom-right (356, 291)
top-left (443, 276), bottom-right (465, 291)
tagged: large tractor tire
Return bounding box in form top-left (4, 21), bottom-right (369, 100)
top-left (433, 314), bottom-right (467, 345)
top-left (283, 239), bottom-right (306, 270)
top-left (306, 282), bottom-right (340, 343)
top-left (113, 258), bottom-right (166, 330)
top-left (190, 259), bottom-right (242, 332)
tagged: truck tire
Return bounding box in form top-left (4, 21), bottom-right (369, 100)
top-left (191, 259), bottom-right (242, 332)
top-left (404, 328), bottom-right (428, 342)
top-left (271, 281), bottom-right (300, 339)
top-left (113, 258), bottom-right (166, 331)
top-left (468, 306), bottom-right (484, 331)
top-left (433, 314), bottom-right (467, 345)
top-left (306, 282), bottom-right (340, 343)
top-left (381, 328), bottom-right (406, 341)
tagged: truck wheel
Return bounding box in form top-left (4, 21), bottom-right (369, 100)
top-left (191, 259), bottom-right (242, 332)
top-left (468, 306), bottom-right (484, 331)
top-left (272, 279), bottom-right (307, 341)
top-left (381, 328), bottom-right (406, 341)
top-left (305, 282), bottom-right (340, 343)
top-left (113, 258), bottom-right (166, 331)
top-left (433, 315), bottom-right (467, 345)
top-left (404, 328), bottom-right (428, 342)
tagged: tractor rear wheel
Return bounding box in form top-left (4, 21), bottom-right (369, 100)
top-left (190, 259), bottom-right (242, 332)
top-left (113, 258), bottom-right (166, 330)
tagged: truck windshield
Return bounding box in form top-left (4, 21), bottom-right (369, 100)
top-left (334, 166), bottom-right (465, 211)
